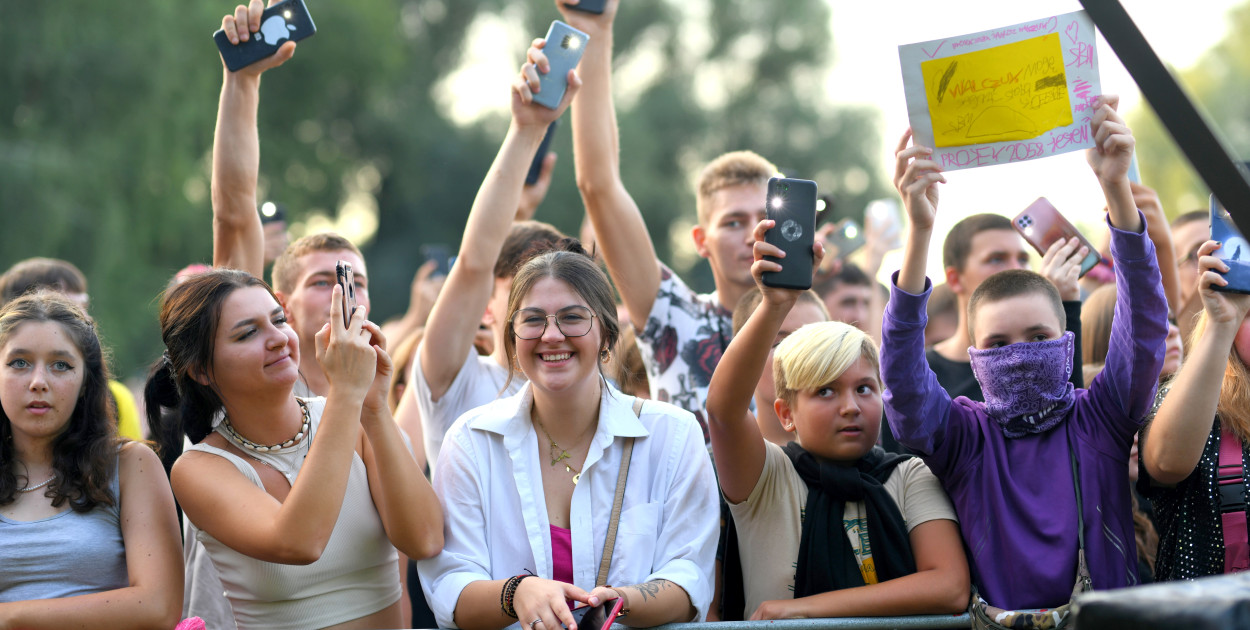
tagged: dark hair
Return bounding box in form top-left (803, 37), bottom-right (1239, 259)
top-left (966, 269), bottom-right (1064, 342)
top-left (731, 287), bottom-right (828, 335)
top-left (943, 214), bottom-right (1015, 272)
top-left (271, 232), bottom-right (363, 294)
top-left (1170, 209), bottom-right (1208, 231)
top-left (502, 239), bottom-right (620, 389)
top-left (813, 262), bottom-right (871, 298)
top-left (0, 291), bottom-right (119, 511)
top-left (496, 221), bottom-right (564, 279)
top-left (0, 258), bottom-right (89, 306)
top-left (145, 269), bottom-right (273, 458)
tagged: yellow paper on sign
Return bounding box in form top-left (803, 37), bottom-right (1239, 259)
top-left (922, 33), bottom-right (1072, 148)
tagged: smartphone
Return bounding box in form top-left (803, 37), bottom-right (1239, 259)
top-left (1210, 194), bottom-right (1250, 294)
top-left (762, 177), bottom-right (818, 290)
top-left (824, 218), bottom-right (866, 261)
top-left (571, 598), bottom-right (625, 630)
top-left (526, 120), bottom-right (560, 185)
top-left (1126, 151), bottom-right (1142, 185)
top-left (335, 261), bottom-right (356, 327)
top-left (1012, 197), bottom-right (1102, 278)
top-left (563, 0), bottom-right (607, 14)
top-left (533, 21), bottom-right (590, 110)
top-left (259, 201), bottom-right (286, 225)
top-left (420, 244), bottom-right (454, 278)
top-left (213, 0), bottom-right (316, 72)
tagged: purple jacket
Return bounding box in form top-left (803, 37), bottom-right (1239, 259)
top-left (882, 216), bottom-right (1167, 609)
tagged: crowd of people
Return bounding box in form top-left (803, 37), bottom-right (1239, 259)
top-left (3, 1), bottom-right (1249, 629)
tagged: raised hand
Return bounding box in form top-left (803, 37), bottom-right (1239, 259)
top-left (552, 0), bottom-right (620, 35)
top-left (513, 39), bottom-right (583, 128)
top-left (219, 0), bottom-right (296, 77)
top-left (893, 129), bottom-right (945, 232)
top-left (750, 219), bottom-right (825, 309)
top-left (314, 284), bottom-right (378, 399)
top-left (1085, 95), bottom-right (1134, 184)
top-left (1039, 237), bottom-right (1088, 301)
top-left (1196, 240), bottom-right (1250, 326)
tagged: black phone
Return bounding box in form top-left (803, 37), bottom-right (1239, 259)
top-left (335, 261), bottom-right (357, 327)
top-left (259, 201), bottom-right (286, 225)
top-left (420, 244), bottom-right (454, 278)
top-left (571, 598), bottom-right (625, 630)
top-left (1210, 194), bottom-right (1250, 294)
top-left (824, 218), bottom-right (866, 261)
top-left (762, 177), bottom-right (818, 290)
top-left (564, 0), bottom-right (607, 13)
top-left (526, 120), bottom-right (560, 185)
top-left (213, 0), bottom-right (316, 72)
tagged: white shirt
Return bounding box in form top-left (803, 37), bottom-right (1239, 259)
top-left (412, 344), bottom-right (523, 471)
top-left (417, 382), bottom-right (719, 628)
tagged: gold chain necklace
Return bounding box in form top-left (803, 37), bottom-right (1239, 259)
top-left (533, 415), bottom-right (584, 485)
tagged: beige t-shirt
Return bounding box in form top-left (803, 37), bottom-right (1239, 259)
top-left (727, 441), bottom-right (957, 617)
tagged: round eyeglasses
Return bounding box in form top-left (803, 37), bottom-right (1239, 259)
top-left (510, 306), bottom-right (596, 340)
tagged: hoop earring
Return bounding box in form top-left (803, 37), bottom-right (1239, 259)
top-left (600, 348), bottom-right (612, 363)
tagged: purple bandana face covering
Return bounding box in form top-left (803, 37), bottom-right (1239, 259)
top-left (968, 331), bottom-right (1076, 438)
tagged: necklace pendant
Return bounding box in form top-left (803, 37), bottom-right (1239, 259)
top-left (571, 472), bottom-right (581, 485)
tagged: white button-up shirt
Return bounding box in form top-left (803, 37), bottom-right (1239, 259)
top-left (418, 382), bottom-right (719, 628)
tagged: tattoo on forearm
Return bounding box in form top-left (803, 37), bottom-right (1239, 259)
top-left (625, 579), bottom-right (673, 603)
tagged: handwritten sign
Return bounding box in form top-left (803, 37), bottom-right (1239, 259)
top-left (899, 11), bottom-right (1101, 171)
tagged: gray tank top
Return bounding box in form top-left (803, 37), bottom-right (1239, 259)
top-left (0, 456), bottom-right (126, 602)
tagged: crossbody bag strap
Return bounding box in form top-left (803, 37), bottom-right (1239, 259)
top-left (1217, 419), bottom-right (1250, 572)
top-left (1065, 424), bottom-right (1092, 596)
top-left (595, 399), bottom-right (642, 586)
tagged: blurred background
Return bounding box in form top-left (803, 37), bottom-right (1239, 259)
top-left (2, 0), bottom-right (1246, 381)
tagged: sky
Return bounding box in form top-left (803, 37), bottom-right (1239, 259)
top-left (825, 0), bottom-right (1243, 279)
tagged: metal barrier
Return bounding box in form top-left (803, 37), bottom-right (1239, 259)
top-left (610, 615), bottom-right (972, 630)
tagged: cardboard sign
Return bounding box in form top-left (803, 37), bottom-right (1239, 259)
top-left (899, 11), bottom-right (1101, 170)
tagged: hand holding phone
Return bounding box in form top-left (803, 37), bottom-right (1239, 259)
top-left (532, 22), bottom-right (590, 110)
top-left (572, 597), bottom-right (625, 630)
top-left (213, 0), bottom-right (315, 72)
top-left (1013, 198), bottom-right (1102, 278)
top-left (335, 261), bottom-right (357, 327)
top-left (762, 177), bottom-right (819, 290)
top-left (823, 218), bottom-right (866, 262)
top-left (1210, 195), bottom-right (1250, 294)
top-left (563, 0), bottom-right (607, 14)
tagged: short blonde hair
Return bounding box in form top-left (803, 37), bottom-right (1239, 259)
top-left (695, 151), bottom-right (779, 225)
top-left (773, 321), bottom-right (879, 405)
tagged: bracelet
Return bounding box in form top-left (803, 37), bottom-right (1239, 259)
top-left (611, 587), bottom-right (631, 618)
top-left (500, 574), bottom-right (534, 619)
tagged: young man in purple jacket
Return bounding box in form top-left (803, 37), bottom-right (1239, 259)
top-left (882, 96), bottom-right (1168, 610)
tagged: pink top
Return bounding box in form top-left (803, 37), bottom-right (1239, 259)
top-left (1218, 427), bottom-right (1248, 573)
top-left (550, 525), bottom-right (574, 586)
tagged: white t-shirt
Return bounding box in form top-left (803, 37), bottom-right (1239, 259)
top-left (411, 345), bottom-right (523, 471)
top-left (728, 441), bottom-right (957, 617)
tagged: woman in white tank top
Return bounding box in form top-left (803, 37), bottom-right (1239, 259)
top-left (145, 269), bottom-right (443, 630)
top-left (0, 291), bottom-right (183, 629)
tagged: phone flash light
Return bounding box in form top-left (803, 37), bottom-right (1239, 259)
top-left (771, 196), bottom-right (784, 210)
top-left (1024, 227), bottom-right (1034, 236)
top-left (563, 34), bottom-right (581, 50)
top-left (261, 201), bottom-right (277, 217)
top-left (283, 9), bottom-right (292, 18)
top-left (816, 199), bottom-right (827, 212)
top-left (844, 225), bottom-right (859, 239)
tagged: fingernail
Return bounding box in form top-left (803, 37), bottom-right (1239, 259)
top-left (589, 597), bottom-right (599, 606)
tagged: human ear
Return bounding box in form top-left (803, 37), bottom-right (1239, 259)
top-left (774, 398), bottom-right (796, 433)
top-left (691, 224), bottom-right (711, 259)
top-left (944, 265), bottom-right (963, 294)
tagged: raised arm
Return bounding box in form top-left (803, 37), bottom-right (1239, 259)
top-left (419, 56), bottom-right (580, 399)
top-left (172, 289), bottom-right (374, 564)
top-left (0, 444), bottom-right (183, 630)
top-left (1086, 96), bottom-right (1141, 234)
top-left (560, 0), bottom-right (663, 323)
top-left (357, 322), bottom-right (443, 560)
top-left (210, 0), bottom-right (295, 275)
top-left (1143, 241), bottom-right (1250, 484)
top-left (707, 219), bottom-right (819, 503)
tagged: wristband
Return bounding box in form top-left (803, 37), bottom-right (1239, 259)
top-left (501, 574), bottom-right (533, 619)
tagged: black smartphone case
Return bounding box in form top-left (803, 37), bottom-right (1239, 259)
top-left (1210, 195), bottom-right (1250, 294)
top-left (566, 0), bottom-right (606, 13)
top-left (213, 0), bottom-right (316, 72)
top-left (762, 177), bottom-right (818, 290)
top-left (526, 120), bottom-right (560, 185)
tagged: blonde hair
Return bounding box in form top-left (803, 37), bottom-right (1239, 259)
top-left (1190, 311), bottom-right (1250, 444)
top-left (773, 321), bottom-right (880, 405)
top-left (695, 151), bottom-right (779, 225)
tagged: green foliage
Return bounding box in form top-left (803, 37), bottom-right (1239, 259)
top-left (0, 0), bottom-right (887, 381)
top-left (1128, 1), bottom-right (1250, 216)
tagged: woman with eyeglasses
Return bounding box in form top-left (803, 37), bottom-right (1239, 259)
top-left (417, 239), bottom-right (719, 630)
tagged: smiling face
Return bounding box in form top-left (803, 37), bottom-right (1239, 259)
top-left (277, 250), bottom-right (369, 352)
top-left (206, 287), bottom-right (301, 399)
top-left (1, 321), bottom-right (86, 446)
top-left (971, 292), bottom-right (1064, 350)
top-left (513, 277), bottom-right (604, 397)
top-left (694, 183), bottom-right (768, 294)
top-left (776, 354), bottom-right (882, 462)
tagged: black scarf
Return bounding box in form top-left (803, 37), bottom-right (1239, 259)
top-left (782, 442), bottom-right (917, 597)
